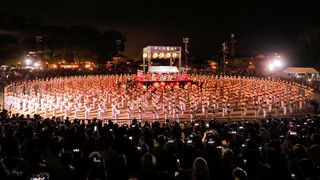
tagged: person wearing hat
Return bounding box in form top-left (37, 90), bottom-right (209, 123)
top-left (262, 100), bottom-right (267, 118)
top-left (84, 102), bottom-right (91, 120)
top-left (127, 105), bottom-right (132, 121)
top-left (211, 104), bottom-right (216, 120)
top-left (289, 97), bottom-right (294, 114)
top-left (175, 105), bottom-right (181, 123)
top-left (74, 102), bottom-right (80, 119)
top-left (114, 105), bottom-right (120, 121)
top-left (190, 106), bottom-right (195, 122)
top-left (227, 103), bottom-right (232, 120)
top-left (179, 99), bottom-right (185, 114)
top-left (164, 105), bottom-right (169, 121)
top-left (152, 105), bottom-right (158, 123)
top-left (64, 101), bottom-right (71, 119)
top-left (204, 102), bottom-right (209, 118)
top-left (268, 96), bottom-right (273, 112)
top-left (98, 103), bottom-right (105, 120)
top-left (254, 101), bottom-right (259, 119)
top-left (138, 106), bottom-right (144, 121)
top-left (283, 100), bottom-right (287, 115)
top-left (241, 102), bottom-right (246, 120)
top-left (299, 94), bottom-right (303, 110)
top-left (275, 101), bottom-right (280, 116)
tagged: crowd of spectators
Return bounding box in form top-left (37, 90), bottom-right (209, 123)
top-left (0, 108), bottom-right (319, 180)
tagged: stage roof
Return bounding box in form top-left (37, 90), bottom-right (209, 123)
top-left (282, 67), bottom-right (319, 74)
top-left (149, 66), bottom-right (179, 73)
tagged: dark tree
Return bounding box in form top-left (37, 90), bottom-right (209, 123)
top-left (0, 11), bottom-right (127, 65)
top-left (297, 27), bottom-right (320, 69)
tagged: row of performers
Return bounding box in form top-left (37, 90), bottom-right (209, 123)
top-left (4, 93), bottom-right (310, 121)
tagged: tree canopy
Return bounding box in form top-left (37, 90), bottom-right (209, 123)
top-left (0, 11), bottom-right (126, 65)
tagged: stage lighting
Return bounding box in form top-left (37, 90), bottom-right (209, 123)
top-left (273, 59), bottom-right (283, 67)
top-left (159, 52), bottom-right (165, 59)
top-left (152, 53), bottom-right (158, 59)
top-left (143, 53), bottom-right (148, 59)
top-left (25, 58), bottom-right (32, 66)
top-left (268, 63), bottom-right (275, 71)
top-left (172, 53), bottom-right (177, 58)
top-left (34, 62), bottom-right (40, 67)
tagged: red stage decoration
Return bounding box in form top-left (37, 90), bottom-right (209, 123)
top-left (160, 86), bottom-right (165, 90)
top-left (169, 82), bottom-right (174, 87)
top-left (160, 81), bottom-right (166, 87)
top-left (137, 82), bottom-right (142, 88)
top-left (175, 82), bottom-right (180, 86)
top-left (142, 85), bottom-right (147, 90)
top-left (149, 86), bottom-right (155, 91)
top-left (153, 82), bottom-right (160, 88)
top-left (192, 84), bottom-right (198, 90)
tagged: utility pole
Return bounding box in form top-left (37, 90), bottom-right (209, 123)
top-left (230, 33), bottom-right (236, 58)
top-left (183, 37), bottom-right (189, 68)
top-left (222, 41), bottom-right (228, 70)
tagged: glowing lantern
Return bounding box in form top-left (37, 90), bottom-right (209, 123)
top-left (149, 86), bottom-right (155, 91)
top-left (152, 53), bottom-right (159, 59)
top-left (153, 82), bottom-right (160, 88)
top-left (186, 82), bottom-right (192, 87)
top-left (143, 53), bottom-right (148, 59)
top-left (159, 52), bottom-right (165, 59)
top-left (165, 53), bottom-right (171, 59)
top-left (169, 82), bottom-right (174, 87)
top-left (137, 82), bottom-right (142, 88)
top-left (192, 84), bottom-right (198, 90)
top-left (172, 53), bottom-right (178, 58)
top-left (142, 85), bottom-right (147, 90)
top-left (160, 81), bottom-right (166, 87)
top-left (175, 82), bottom-right (180, 86)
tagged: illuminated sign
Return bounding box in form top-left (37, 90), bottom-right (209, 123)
top-left (147, 46), bottom-right (181, 51)
top-left (143, 46), bottom-right (181, 59)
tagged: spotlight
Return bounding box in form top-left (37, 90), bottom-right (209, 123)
top-left (25, 58), bottom-right (32, 66)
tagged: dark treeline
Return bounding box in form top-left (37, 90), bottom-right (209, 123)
top-left (0, 11), bottom-right (126, 65)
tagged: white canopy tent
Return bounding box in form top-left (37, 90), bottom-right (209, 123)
top-left (282, 67), bottom-right (319, 74)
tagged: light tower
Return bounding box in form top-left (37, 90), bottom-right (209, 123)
top-left (230, 33), bottom-right (236, 58)
top-left (222, 41), bottom-right (228, 70)
top-left (183, 37), bottom-right (189, 67)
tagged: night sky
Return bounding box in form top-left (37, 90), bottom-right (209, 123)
top-left (1, 0), bottom-right (320, 63)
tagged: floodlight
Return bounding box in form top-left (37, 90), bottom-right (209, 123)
top-left (25, 58), bottom-right (32, 65)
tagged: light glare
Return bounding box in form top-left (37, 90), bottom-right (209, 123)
top-left (268, 63), bottom-right (274, 71)
top-left (25, 58), bottom-right (32, 65)
top-left (273, 59), bottom-right (282, 67)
